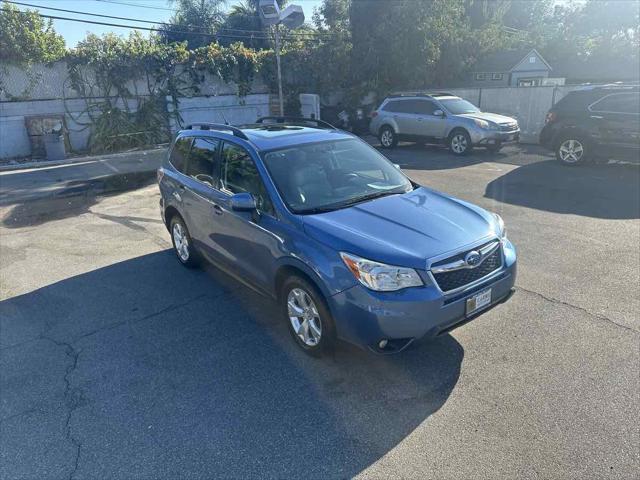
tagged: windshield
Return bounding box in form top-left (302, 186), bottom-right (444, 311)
top-left (439, 98), bottom-right (481, 115)
top-left (262, 139), bottom-right (413, 214)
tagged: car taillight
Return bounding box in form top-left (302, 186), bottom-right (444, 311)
top-left (545, 111), bottom-right (557, 124)
top-left (369, 111), bottom-right (378, 118)
top-left (157, 168), bottom-right (164, 183)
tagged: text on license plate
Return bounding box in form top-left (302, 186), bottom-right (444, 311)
top-left (466, 288), bottom-right (492, 315)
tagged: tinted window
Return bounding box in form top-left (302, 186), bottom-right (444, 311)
top-left (220, 143), bottom-right (274, 214)
top-left (591, 93), bottom-right (640, 114)
top-left (414, 100), bottom-right (437, 115)
top-left (382, 100), bottom-right (416, 113)
top-left (185, 137), bottom-right (219, 186)
top-left (169, 137), bottom-right (192, 173)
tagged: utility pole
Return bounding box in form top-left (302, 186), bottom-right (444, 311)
top-left (273, 25), bottom-right (284, 116)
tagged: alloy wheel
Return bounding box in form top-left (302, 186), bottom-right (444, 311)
top-left (558, 139), bottom-right (584, 164)
top-left (172, 222), bottom-right (190, 262)
top-left (287, 288), bottom-right (322, 347)
top-left (451, 134), bottom-right (468, 154)
top-left (380, 130), bottom-right (393, 147)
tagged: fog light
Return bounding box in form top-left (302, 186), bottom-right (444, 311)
top-left (378, 339), bottom-right (388, 349)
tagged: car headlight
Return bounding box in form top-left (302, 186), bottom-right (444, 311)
top-left (492, 213), bottom-right (507, 239)
top-left (473, 119), bottom-right (498, 130)
top-left (340, 252), bottom-right (424, 292)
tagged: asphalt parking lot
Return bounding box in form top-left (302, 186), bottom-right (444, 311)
top-left (1, 143), bottom-right (639, 479)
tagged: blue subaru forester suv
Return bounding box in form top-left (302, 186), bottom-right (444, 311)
top-left (158, 117), bottom-right (517, 355)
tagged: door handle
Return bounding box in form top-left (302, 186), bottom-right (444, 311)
top-left (213, 204), bottom-right (223, 216)
top-left (590, 115), bottom-right (604, 119)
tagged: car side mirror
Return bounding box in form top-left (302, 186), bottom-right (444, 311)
top-left (433, 109), bottom-right (445, 117)
top-left (230, 192), bottom-right (257, 212)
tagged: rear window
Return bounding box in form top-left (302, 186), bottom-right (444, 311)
top-left (169, 137), bottom-right (192, 173)
top-left (554, 91), bottom-right (599, 112)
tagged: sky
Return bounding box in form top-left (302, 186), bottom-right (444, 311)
top-left (8, 0), bottom-right (323, 47)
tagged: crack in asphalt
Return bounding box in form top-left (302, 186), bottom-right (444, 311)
top-left (515, 286), bottom-right (639, 335)
top-left (40, 336), bottom-right (83, 480)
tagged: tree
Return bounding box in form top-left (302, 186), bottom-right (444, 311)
top-left (0, 3), bottom-right (65, 64)
top-left (159, 0), bottom-right (225, 49)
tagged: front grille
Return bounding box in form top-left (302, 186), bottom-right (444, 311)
top-left (432, 246), bottom-right (503, 293)
top-left (499, 123), bottom-right (518, 132)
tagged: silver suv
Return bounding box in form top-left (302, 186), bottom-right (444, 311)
top-left (369, 93), bottom-right (520, 155)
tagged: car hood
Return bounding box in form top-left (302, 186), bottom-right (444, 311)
top-left (458, 112), bottom-right (516, 125)
top-left (302, 187), bottom-right (498, 270)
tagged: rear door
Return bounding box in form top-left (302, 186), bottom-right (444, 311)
top-left (589, 92), bottom-right (640, 157)
top-left (382, 99), bottom-right (418, 136)
top-left (179, 136), bottom-right (227, 262)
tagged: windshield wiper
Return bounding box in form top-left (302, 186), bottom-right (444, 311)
top-left (297, 188), bottom-right (407, 215)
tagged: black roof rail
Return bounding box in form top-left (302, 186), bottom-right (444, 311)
top-left (256, 116), bottom-right (337, 130)
top-left (184, 122), bottom-right (249, 140)
top-left (388, 91), bottom-right (455, 98)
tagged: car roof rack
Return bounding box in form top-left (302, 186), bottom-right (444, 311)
top-left (388, 91), bottom-right (455, 98)
top-left (184, 122), bottom-right (249, 140)
top-left (256, 116), bottom-right (337, 130)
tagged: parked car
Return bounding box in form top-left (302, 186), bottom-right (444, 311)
top-left (369, 93), bottom-right (520, 155)
top-left (539, 85), bottom-right (640, 165)
top-left (158, 117), bottom-right (517, 355)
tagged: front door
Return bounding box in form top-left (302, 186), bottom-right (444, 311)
top-left (414, 99), bottom-right (448, 138)
top-left (214, 141), bottom-right (281, 291)
top-left (589, 92), bottom-right (640, 159)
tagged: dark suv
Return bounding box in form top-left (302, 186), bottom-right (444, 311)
top-left (539, 85), bottom-right (640, 165)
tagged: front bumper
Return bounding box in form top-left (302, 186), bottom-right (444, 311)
top-left (471, 128), bottom-right (520, 146)
top-left (328, 240), bottom-right (517, 353)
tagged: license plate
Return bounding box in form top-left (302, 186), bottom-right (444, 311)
top-left (466, 289), bottom-right (492, 315)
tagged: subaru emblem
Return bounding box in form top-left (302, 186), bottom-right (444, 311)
top-left (464, 250), bottom-right (481, 267)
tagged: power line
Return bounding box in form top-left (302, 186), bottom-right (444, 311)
top-left (92, 0), bottom-right (175, 12)
top-left (5, 1), bottom-right (338, 37)
top-left (1, 6), bottom-right (332, 43)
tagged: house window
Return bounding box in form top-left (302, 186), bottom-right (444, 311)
top-left (475, 73), bottom-right (486, 81)
top-left (529, 56), bottom-right (536, 63)
top-left (492, 73), bottom-right (503, 81)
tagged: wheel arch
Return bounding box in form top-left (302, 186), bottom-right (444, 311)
top-left (273, 259), bottom-right (332, 304)
top-left (164, 205), bottom-right (181, 231)
top-left (448, 126), bottom-right (470, 140)
top-left (551, 126), bottom-right (592, 149)
top-left (378, 122), bottom-right (398, 136)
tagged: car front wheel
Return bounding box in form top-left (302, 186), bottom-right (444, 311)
top-left (556, 137), bottom-right (588, 165)
top-left (449, 130), bottom-right (472, 156)
top-left (281, 276), bottom-right (335, 356)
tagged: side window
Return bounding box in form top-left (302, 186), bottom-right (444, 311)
top-left (185, 137), bottom-right (220, 187)
top-left (414, 100), bottom-right (437, 115)
top-left (382, 100), bottom-right (401, 113)
top-left (169, 137), bottom-right (192, 173)
top-left (220, 142), bottom-right (274, 215)
top-left (591, 93), bottom-right (640, 114)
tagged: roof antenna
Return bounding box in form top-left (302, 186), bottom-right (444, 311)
top-left (220, 111), bottom-right (230, 125)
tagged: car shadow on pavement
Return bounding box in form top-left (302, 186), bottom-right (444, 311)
top-left (0, 250), bottom-right (463, 479)
top-left (371, 141), bottom-right (550, 171)
top-left (485, 159), bottom-right (640, 219)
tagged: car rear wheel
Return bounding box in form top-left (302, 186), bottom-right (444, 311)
top-left (449, 130), bottom-right (472, 156)
top-left (281, 276), bottom-right (335, 356)
top-left (170, 215), bottom-right (199, 268)
top-left (556, 137), bottom-right (588, 165)
top-left (379, 126), bottom-right (398, 149)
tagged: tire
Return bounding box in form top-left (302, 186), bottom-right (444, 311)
top-left (281, 275), bottom-right (336, 356)
top-left (379, 126), bottom-right (398, 149)
top-left (169, 215), bottom-right (199, 268)
top-left (486, 142), bottom-right (502, 153)
top-left (449, 129), bottom-right (473, 156)
top-left (555, 136), bottom-right (589, 166)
